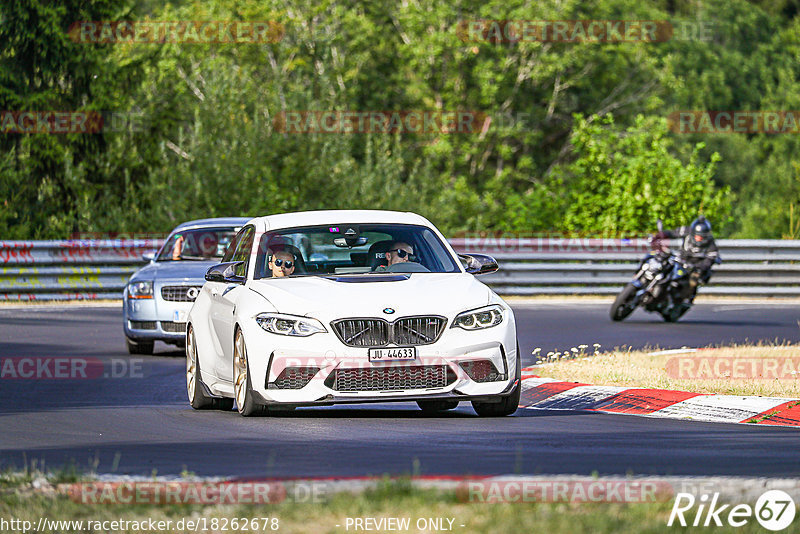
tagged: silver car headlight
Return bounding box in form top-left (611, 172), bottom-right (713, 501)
top-left (127, 281), bottom-right (154, 299)
top-left (451, 304), bottom-right (504, 331)
top-left (255, 313), bottom-right (327, 337)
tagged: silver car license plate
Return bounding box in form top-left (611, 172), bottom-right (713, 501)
top-left (368, 347), bottom-right (417, 362)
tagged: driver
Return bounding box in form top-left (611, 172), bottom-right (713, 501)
top-left (375, 242), bottom-right (413, 272)
top-left (198, 232), bottom-right (220, 259)
top-left (268, 250), bottom-right (296, 277)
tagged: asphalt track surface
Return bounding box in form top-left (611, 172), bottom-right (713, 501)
top-left (1, 300), bottom-right (799, 479)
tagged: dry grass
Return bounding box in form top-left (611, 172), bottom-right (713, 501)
top-left (529, 344), bottom-right (800, 398)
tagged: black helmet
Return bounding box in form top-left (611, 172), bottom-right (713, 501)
top-left (690, 216), bottom-right (712, 246)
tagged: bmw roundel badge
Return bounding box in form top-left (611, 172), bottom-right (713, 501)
top-left (383, 308), bottom-right (395, 314)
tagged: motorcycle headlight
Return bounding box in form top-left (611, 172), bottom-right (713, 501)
top-left (255, 313), bottom-right (327, 337)
top-left (451, 304), bottom-right (504, 331)
top-left (127, 281), bottom-right (154, 299)
top-left (645, 258), bottom-right (662, 271)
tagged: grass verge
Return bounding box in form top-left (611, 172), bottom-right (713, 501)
top-left (0, 471), bottom-right (772, 534)
top-left (529, 344), bottom-right (800, 397)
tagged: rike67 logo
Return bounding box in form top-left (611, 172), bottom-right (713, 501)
top-left (668, 490), bottom-right (796, 531)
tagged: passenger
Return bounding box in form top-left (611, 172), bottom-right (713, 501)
top-left (171, 234), bottom-right (184, 260)
top-left (269, 250), bottom-right (296, 277)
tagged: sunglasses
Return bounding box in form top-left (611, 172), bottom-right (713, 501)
top-left (389, 249), bottom-right (413, 258)
top-left (272, 258), bottom-right (294, 268)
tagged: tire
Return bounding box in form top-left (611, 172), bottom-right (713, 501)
top-left (417, 400), bottom-right (459, 413)
top-left (187, 326), bottom-right (233, 410)
top-left (661, 303), bottom-right (690, 323)
top-left (126, 337), bottom-right (154, 355)
top-left (471, 343), bottom-right (521, 417)
top-left (610, 283), bottom-right (638, 322)
top-left (472, 383), bottom-right (520, 417)
top-left (233, 329), bottom-right (265, 417)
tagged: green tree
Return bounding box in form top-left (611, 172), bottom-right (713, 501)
top-left (554, 114), bottom-right (730, 235)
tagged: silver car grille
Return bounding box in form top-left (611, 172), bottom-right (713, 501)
top-left (331, 365), bottom-right (452, 392)
top-left (160, 321), bottom-right (186, 333)
top-left (129, 320), bottom-right (156, 330)
top-left (161, 285), bottom-right (202, 302)
top-left (331, 316), bottom-right (446, 347)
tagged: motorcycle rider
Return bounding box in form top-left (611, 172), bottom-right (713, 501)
top-left (655, 215), bottom-right (720, 298)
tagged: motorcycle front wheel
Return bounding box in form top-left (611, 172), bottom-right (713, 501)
top-left (610, 283), bottom-right (638, 322)
top-left (661, 303), bottom-right (691, 322)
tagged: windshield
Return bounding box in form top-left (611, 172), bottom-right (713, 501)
top-left (253, 224), bottom-right (460, 278)
top-left (157, 227), bottom-right (240, 261)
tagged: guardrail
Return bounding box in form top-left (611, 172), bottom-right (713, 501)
top-left (449, 238), bottom-right (800, 297)
top-left (0, 240), bottom-right (162, 301)
top-left (0, 238), bottom-right (797, 300)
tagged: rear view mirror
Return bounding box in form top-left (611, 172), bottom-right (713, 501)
top-left (458, 253), bottom-right (499, 275)
top-left (334, 237), bottom-right (368, 248)
top-left (142, 251), bottom-right (156, 262)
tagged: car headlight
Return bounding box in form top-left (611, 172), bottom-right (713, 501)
top-left (127, 281), bottom-right (154, 299)
top-left (255, 313), bottom-right (327, 337)
top-left (451, 304), bottom-right (504, 330)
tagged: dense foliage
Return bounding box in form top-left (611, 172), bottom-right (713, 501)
top-left (2, 0), bottom-right (799, 239)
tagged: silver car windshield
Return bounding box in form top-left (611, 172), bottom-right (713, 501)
top-left (253, 224), bottom-right (459, 278)
top-left (157, 227), bottom-right (239, 261)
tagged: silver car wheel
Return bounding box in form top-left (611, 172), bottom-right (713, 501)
top-left (186, 328), bottom-right (197, 402)
top-left (234, 332), bottom-right (248, 411)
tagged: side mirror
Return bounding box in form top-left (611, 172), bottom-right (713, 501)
top-left (458, 253), bottom-right (499, 275)
top-left (205, 261), bottom-right (245, 284)
top-left (142, 251), bottom-right (156, 262)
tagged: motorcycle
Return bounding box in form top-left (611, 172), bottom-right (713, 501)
top-left (610, 221), bottom-right (699, 322)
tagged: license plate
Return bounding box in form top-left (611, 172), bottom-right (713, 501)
top-left (368, 347), bottom-right (417, 362)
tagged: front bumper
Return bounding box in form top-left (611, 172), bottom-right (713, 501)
top-left (123, 288), bottom-right (197, 343)
top-left (237, 317), bottom-right (518, 406)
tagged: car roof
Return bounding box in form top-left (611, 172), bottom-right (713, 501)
top-left (248, 210), bottom-right (432, 231)
top-left (171, 217), bottom-right (252, 232)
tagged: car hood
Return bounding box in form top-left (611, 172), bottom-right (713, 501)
top-left (247, 273), bottom-right (494, 320)
top-left (129, 260), bottom-right (219, 283)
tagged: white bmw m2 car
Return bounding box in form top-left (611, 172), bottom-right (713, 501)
top-left (186, 210), bottom-right (519, 416)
